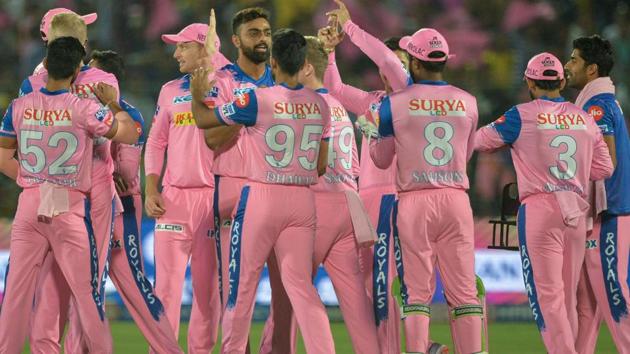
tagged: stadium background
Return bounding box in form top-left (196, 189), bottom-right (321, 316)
top-left (0, 0), bottom-right (627, 352)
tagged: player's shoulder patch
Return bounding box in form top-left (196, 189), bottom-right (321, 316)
top-left (235, 92), bottom-right (250, 108)
top-left (587, 104), bottom-right (605, 121)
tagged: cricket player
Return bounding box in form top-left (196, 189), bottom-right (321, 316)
top-left (61, 50), bottom-right (182, 354)
top-left (297, 36), bottom-right (379, 353)
top-left (565, 35), bottom-right (630, 354)
top-left (144, 23), bottom-right (221, 353)
top-left (19, 12), bottom-right (122, 352)
top-left (190, 28), bottom-right (335, 354)
top-left (0, 36), bottom-right (138, 354)
top-left (365, 28), bottom-right (483, 353)
top-left (475, 52), bottom-right (614, 353)
top-left (32, 7), bottom-right (98, 75)
top-left (319, 1), bottom-right (413, 352)
top-left (200, 8), bottom-right (295, 353)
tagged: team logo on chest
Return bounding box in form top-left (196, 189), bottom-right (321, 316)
top-left (174, 111), bottom-right (196, 127)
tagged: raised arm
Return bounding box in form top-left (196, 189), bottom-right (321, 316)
top-left (327, 0), bottom-right (409, 91)
top-left (474, 107), bottom-right (522, 152)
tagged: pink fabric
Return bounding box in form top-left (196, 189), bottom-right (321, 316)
top-left (8, 89), bottom-right (112, 192)
top-left (519, 193), bottom-right (586, 354)
top-left (343, 20), bottom-right (409, 91)
top-left (27, 67), bottom-right (119, 186)
top-left (525, 53), bottom-right (564, 81)
top-left (152, 186), bottom-right (220, 353)
top-left (313, 192), bottom-right (379, 353)
top-left (475, 99), bottom-right (614, 201)
top-left (221, 182), bottom-right (334, 354)
top-left (111, 142), bottom-right (142, 197)
top-left (310, 91), bottom-right (359, 193)
top-left (64, 194), bottom-right (183, 354)
top-left (0, 188), bottom-right (112, 354)
top-left (144, 76), bottom-right (215, 188)
top-left (207, 68), bottom-right (263, 179)
top-left (37, 182), bottom-right (70, 219)
top-left (400, 28), bottom-right (453, 62)
top-left (372, 83), bottom-right (478, 192)
top-left (397, 188), bottom-right (481, 353)
top-left (554, 190), bottom-right (590, 227)
top-left (216, 86), bottom-right (331, 185)
top-left (343, 189), bottom-right (377, 247)
top-left (577, 216), bottom-right (630, 354)
top-left (323, 52), bottom-right (386, 116)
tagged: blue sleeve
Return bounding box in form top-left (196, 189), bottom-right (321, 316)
top-left (120, 98), bottom-right (146, 145)
top-left (584, 98), bottom-right (615, 136)
top-left (491, 106), bottom-right (522, 144)
top-left (0, 102), bottom-right (15, 137)
top-left (377, 96), bottom-right (394, 137)
top-left (18, 78), bottom-right (33, 97)
top-left (213, 91), bottom-right (258, 127)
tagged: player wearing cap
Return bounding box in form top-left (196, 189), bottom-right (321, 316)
top-left (58, 50), bottom-right (182, 354)
top-left (144, 23), bottom-right (223, 353)
top-left (475, 52), bottom-right (614, 354)
top-left (191, 28), bottom-right (335, 354)
top-left (0, 36), bottom-right (139, 354)
top-left (564, 35), bottom-right (630, 354)
top-left (318, 2), bottom-right (415, 352)
top-left (366, 28), bottom-right (483, 354)
top-left (32, 8), bottom-right (98, 75)
top-left (20, 12), bottom-right (125, 352)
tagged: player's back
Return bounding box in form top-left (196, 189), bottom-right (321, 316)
top-left (7, 88), bottom-right (112, 192)
top-left (311, 89), bottom-right (359, 193)
top-left (20, 65), bottom-right (119, 185)
top-left (386, 81), bottom-right (478, 192)
top-left (510, 98), bottom-right (600, 200)
top-left (234, 84), bottom-right (330, 186)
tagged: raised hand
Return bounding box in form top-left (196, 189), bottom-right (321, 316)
top-left (190, 67), bottom-right (214, 102)
top-left (317, 25), bottom-right (344, 53)
top-left (326, 0), bottom-right (351, 27)
top-left (197, 8), bottom-right (219, 69)
top-left (94, 82), bottom-right (118, 106)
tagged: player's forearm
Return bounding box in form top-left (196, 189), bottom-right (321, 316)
top-left (116, 144), bottom-right (142, 185)
top-left (145, 174), bottom-right (161, 196)
top-left (590, 138), bottom-right (614, 181)
top-left (144, 139), bottom-right (166, 177)
top-left (473, 126), bottom-right (506, 152)
top-left (344, 20), bottom-right (408, 91)
top-left (204, 125), bottom-right (241, 151)
top-left (192, 98), bottom-right (222, 129)
top-left (603, 135), bottom-right (617, 168)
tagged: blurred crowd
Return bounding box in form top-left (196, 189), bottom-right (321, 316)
top-left (0, 0), bottom-right (629, 217)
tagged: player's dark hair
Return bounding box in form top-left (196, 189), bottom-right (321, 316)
top-left (272, 28), bottom-right (307, 76)
top-left (46, 36), bottom-right (86, 80)
top-left (533, 70), bottom-right (562, 90)
top-left (418, 51), bottom-right (447, 73)
top-left (91, 50), bottom-right (125, 82)
top-left (572, 35), bottom-right (614, 77)
top-left (384, 36), bottom-right (410, 63)
top-left (232, 7), bottom-right (270, 35)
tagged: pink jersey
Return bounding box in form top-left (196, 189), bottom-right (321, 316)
top-left (20, 65), bottom-right (120, 185)
top-left (369, 81), bottom-right (478, 192)
top-left (214, 83), bottom-right (331, 185)
top-left (144, 75), bottom-right (214, 188)
top-left (475, 96), bottom-right (613, 200)
top-left (205, 63), bottom-right (275, 178)
top-left (0, 88), bottom-right (113, 192)
top-left (310, 89), bottom-right (359, 193)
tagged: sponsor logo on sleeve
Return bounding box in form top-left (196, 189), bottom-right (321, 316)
top-left (588, 105), bottom-right (605, 121)
top-left (235, 93), bottom-right (250, 108)
top-left (221, 103), bottom-right (236, 117)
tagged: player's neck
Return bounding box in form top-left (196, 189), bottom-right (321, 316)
top-left (535, 90), bottom-right (561, 99)
top-left (302, 77), bottom-right (324, 91)
top-left (275, 72), bottom-right (300, 88)
top-left (45, 78), bottom-right (72, 92)
top-left (236, 56), bottom-right (266, 80)
top-left (418, 72), bottom-right (443, 82)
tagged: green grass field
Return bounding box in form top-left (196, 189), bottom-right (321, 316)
top-left (22, 320), bottom-right (618, 353)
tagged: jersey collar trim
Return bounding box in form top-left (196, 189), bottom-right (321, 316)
top-left (418, 80), bottom-right (448, 86)
top-left (40, 87), bottom-right (69, 95)
top-left (539, 96), bottom-right (565, 102)
top-left (280, 83), bottom-right (304, 90)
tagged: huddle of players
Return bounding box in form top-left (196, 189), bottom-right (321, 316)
top-left (0, 1), bottom-right (629, 354)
